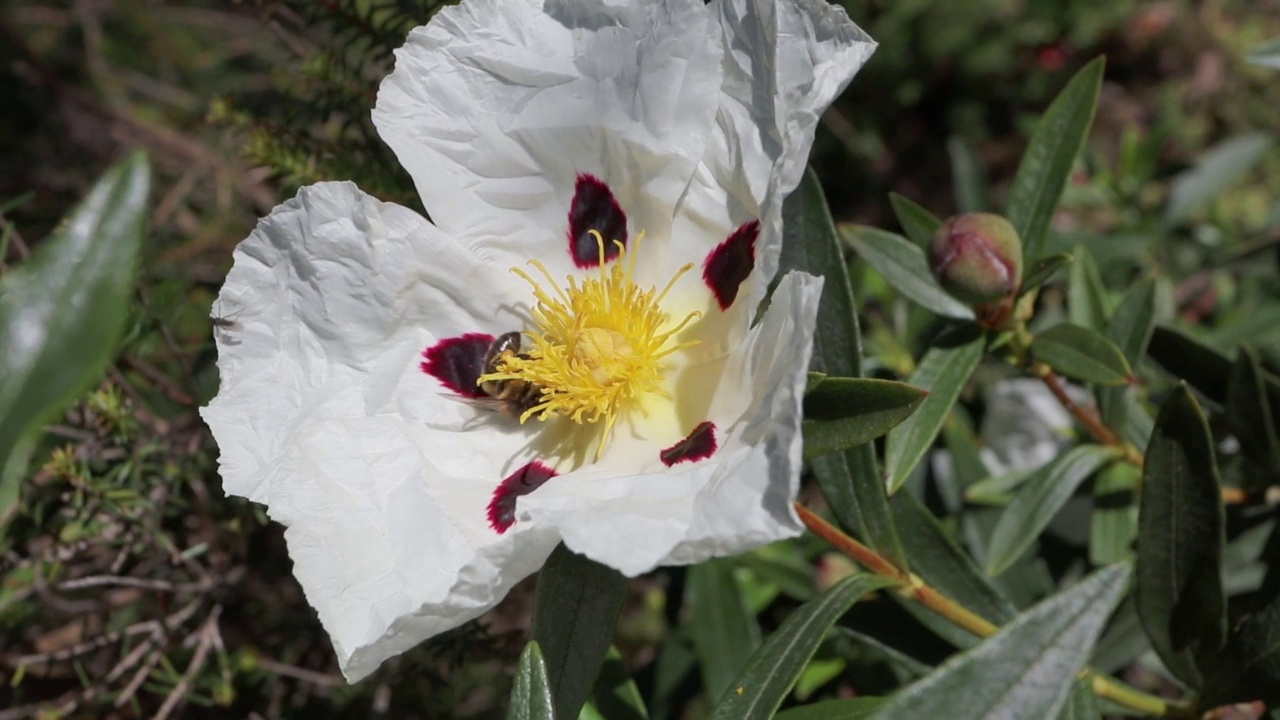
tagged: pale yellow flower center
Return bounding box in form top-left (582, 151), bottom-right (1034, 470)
top-left (477, 230), bottom-right (699, 457)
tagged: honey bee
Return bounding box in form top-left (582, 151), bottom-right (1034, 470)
top-left (477, 331), bottom-right (543, 418)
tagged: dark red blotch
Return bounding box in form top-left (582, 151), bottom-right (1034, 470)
top-left (702, 221), bottom-right (759, 310)
top-left (567, 173), bottom-right (627, 268)
top-left (488, 461), bottom-right (558, 534)
top-left (420, 333), bottom-right (493, 398)
top-left (660, 421), bottom-right (718, 467)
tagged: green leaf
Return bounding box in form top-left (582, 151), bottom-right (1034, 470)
top-left (963, 468), bottom-right (1036, 507)
top-left (1136, 384), bottom-right (1226, 688)
top-left (509, 642), bottom-right (556, 720)
top-left (587, 647), bottom-right (647, 720)
top-left (803, 378), bottom-right (928, 459)
top-left (794, 657), bottom-right (846, 700)
top-left (843, 226), bottom-right (974, 320)
top-left (948, 136), bottom-right (990, 213)
top-left (708, 574), bottom-right (893, 720)
top-left (868, 564), bottom-right (1130, 720)
top-left (884, 327), bottom-right (985, 494)
top-left (0, 151), bottom-right (150, 501)
top-left (780, 168), bottom-right (903, 564)
top-left (1031, 323), bottom-right (1132, 385)
top-left (1088, 462), bottom-right (1139, 566)
top-left (1248, 36), bottom-right (1280, 69)
top-left (532, 545), bottom-right (628, 720)
top-left (1107, 277), bottom-right (1167, 367)
top-left (1227, 346), bottom-right (1280, 472)
top-left (739, 542), bottom-right (816, 603)
top-left (649, 630), bottom-right (697, 720)
top-left (1164, 133), bottom-right (1274, 225)
top-left (1007, 57), bottom-right (1105, 260)
top-left (890, 492), bottom-right (1017, 628)
top-left (686, 558), bottom-right (761, 700)
top-left (1067, 245), bottom-right (1109, 332)
top-left (888, 193), bottom-right (943, 249)
top-left (1056, 679), bottom-right (1101, 720)
top-left (1019, 253), bottom-right (1072, 296)
top-left (1147, 325), bottom-right (1233, 403)
top-left (835, 628), bottom-right (933, 681)
top-left (775, 698), bottom-right (887, 720)
top-left (985, 446), bottom-right (1122, 576)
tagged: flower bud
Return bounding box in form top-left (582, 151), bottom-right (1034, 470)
top-left (929, 213), bottom-right (1023, 306)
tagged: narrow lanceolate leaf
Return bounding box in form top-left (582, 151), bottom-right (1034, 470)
top-left (1089, 462), bottom-right (1139, 566)
top-left (1164, 133), bottom-right (1274, 225)
top-left (888, 193), bottom-right (943, 249)
top-left (1007, 57), bottom-right (1105, 260)
top-left (1107, 277), bottom-right (1167, 366)
top-left (843, 226), bottom-right (975, 320)
top-left (884, 327), bottom-right (985, 494)
top-left (686, 558), bottom-right (762, 701)
top-left (508, 642), bottom-right (556, 720)
top-left (775, 698), bottom-right (888, 720)
top-left (803, 378), bottom-right (928, 459)
top-left (985, 445), bottom-right (1121, 576)
top-left (1067, 245), bottom-right (1109, 332)
top-left (708, 575), bottom-right (893, 720)
top-left (1226, 346), bottom-right (1280, 472)
top-left (1147, 325), bottom-right (1233, 403)
top-left (1136, 384), bottom-right (1226, 688)
top-left (869, 564), bottom-right (1130, 720)
top-left (781, 168), bottom-right (903, 564)
top-left (890, 493), bottom-right (1017, 627)
top-left (1019, 253), bottom-right (1072, 296)
top-left (0, 151), bottom-right (150, 506)
top-left (532, 545), bottom-right (628, 720)
top-left (1031, 323), bottom-right (1132, 386)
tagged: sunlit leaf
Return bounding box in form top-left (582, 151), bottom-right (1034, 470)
top-left (0, 151), bottom-right (150, 522)
top-left (868, 564), bottom-right (1130, 720)
top-left (775, 698), bottom-right (887, 720)
top-left (508, 642), bottom-right (556, 720)
top-left (708, 575), bottom-right (892, 720)
top-left (780, 168), bottom-right (903, 563)
top-left (1164, 133), bottom-right (1273, 225)
top-left (985, 445), bottom-right (1121, 576)
top-left (884, 327), bottom-right (985, 493)
top-left (1067, 245), bottom-right (1109, 332)
top-left (1007, 58), bottom-right (1104, 260)
top-left (843, 226), bottom-right (974, 320)
top-left (1031, 323), bottom-right (1132, 385)
top-left (803, 378), bottom-right (928, 459)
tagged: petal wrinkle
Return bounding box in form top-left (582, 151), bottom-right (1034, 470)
top-left (421, 333), bottom-right (493, 398)
top-left (702, 220), bottom-right (759, 310)
top-left (567, 173), bottom-right (628, 268)
top-left (488, 461), bottom-right (559, 534)
top-left (659, 421), bottom-right (718, 467)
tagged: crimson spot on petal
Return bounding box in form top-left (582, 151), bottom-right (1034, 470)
top-left (660, 422), bottom-right (718, 467)
top-left (702, 221), bottom-right (759, 310)
top-left (567, 173), bottom-right (627, 268)
top-left (488, 461), bottom-right (558, 534)
top-left (421, 333), bottom-right (493, 398)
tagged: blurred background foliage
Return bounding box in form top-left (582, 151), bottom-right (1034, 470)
top-left (1, 0), bottom-right (1278, 718)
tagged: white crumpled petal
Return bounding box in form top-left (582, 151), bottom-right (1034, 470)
top-left (205, 0), bottom-right (874, 682)
top-left (202, 182), bottom-right (562, 681)
top-left (980, 378), bottom-right (1083, 474)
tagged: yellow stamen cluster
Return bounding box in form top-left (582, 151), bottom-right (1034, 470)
top-left (478, 230), bottom-right (699, 456)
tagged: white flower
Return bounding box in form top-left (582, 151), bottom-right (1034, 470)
top-left (201, 0), bottom-right (874, 681)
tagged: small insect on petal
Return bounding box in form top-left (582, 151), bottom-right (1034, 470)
top-left (660, 421), bottom-right (718, 467)
top-left (488, 461), bottom-right (558, 534)
top-left (702, 220), bottom-right (759, 310)
top-left (567, 173), bottom-right (628, 268)
top-left (421, 333), bottom-right (494, 398)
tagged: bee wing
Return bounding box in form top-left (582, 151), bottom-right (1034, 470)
top-left (438, 394), bottom-right (502, 413)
